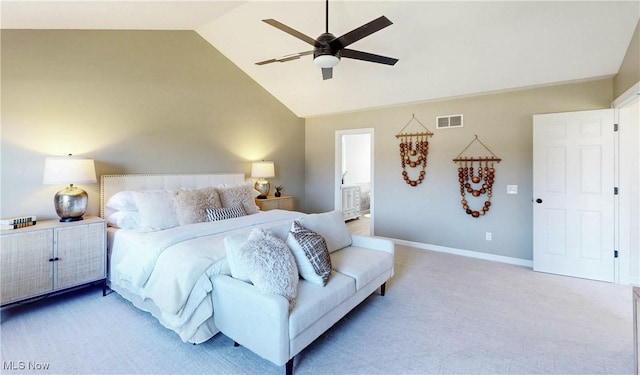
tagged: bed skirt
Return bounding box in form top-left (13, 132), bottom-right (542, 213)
top-left (107, 281), bottom-right (219, 344)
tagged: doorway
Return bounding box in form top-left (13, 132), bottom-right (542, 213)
top-left (335, 129), bottom-right (374, 236)
top-left (533, 85), bottom-right (640, 285)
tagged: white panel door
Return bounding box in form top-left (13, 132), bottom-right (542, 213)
top-left (533, 109), bottom-right (615, 282)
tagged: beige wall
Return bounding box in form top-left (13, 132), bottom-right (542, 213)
top-left (614, 20), bottom-right (640, 98)
top-left (1, 28), bottom-right (631, 263)
top-left (1, 30), bottom-right (305, 220)
top-left (305, 79), bottom-right (613, 261)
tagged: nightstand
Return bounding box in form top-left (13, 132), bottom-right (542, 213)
top-left (0, 216), bottom-right (107, 306)
top-left (341, 185), bottom-right (361, 220)
top-left (255, 195), bottom-right (295, 211)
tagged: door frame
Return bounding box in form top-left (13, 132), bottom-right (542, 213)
top-left (532, 82), bottom-right (639, 285)
top-left (335, 128), bottom-right (374, 235)
top-left (613, 82), bottom-right (640, 285)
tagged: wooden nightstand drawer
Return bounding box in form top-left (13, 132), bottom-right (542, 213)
top-left (255, 196), bottom-right (295, 211)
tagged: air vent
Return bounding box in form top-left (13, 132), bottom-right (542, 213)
top-left (436, 114), bottom-right (463, 129)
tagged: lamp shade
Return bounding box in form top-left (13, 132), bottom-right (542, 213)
top-left (251, 161), bottom-right (275, 179)
top-left (43, 156), bottom-right (97, 185)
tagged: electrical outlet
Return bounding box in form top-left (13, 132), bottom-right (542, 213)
top-left (486, 232), bottom-right (492, 241)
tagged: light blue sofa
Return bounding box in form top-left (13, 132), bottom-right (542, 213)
top-left (212, 232), bottom-right (394, 375)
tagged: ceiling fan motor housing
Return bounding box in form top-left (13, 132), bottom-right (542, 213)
top-left (314, 32), bottom-right (340, 59)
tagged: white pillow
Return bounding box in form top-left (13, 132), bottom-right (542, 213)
top-left (106, 191), bottom-right (137, 211)
top-left (106, 211), bottom-right (141, 229)
top-left (224, 231), bottom-right (252, 282)
top-left (297, 210), bottom-right (352, 253)
top-left (268, 221), bottom-right (295, 241)
top-left (132, 190), bottom-right (178, 231)
top-left (286, 221), bottom-right (332, 286)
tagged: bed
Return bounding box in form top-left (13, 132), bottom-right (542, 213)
top-left (100, 173), bottom-right (305, 344)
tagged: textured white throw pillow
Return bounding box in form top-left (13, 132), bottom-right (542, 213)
top-left (233, 228), bottom-right (298, 310)
top-left (298, 210), bottom-right (352, 253)
top-left (132, 190), bottom-right (179, 231)
top-left (286, 221), bottom-right (332, 286)
top-left (173, 187), bottom-right (222, 225)
top-left (217, 184), bottom-right (259, 215)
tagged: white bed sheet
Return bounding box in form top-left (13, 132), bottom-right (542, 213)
top-left (107, 209), bottom-right (305, 342)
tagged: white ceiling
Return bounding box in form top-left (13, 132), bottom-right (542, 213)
top-left (2, 1), bottom-right (639, 118)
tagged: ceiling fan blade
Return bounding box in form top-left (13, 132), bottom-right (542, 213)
top-left (278, 50), bottom-right (314, 62)
top-left (322, 67), bottom-right (333, 80)
top-left (329, 16), bottom-right (393, 50)
top-left (341, 49), bottom-right (398, 65)
top-left (255, 51), bottom-right (313, 65)
top-left (262, 19), bottom-right (317, 46)
top-left (256, 58), bottom-right (278, 66)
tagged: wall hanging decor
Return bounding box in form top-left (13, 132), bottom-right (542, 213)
top-left (395, 114), bottom-right (433, 186)
top-left (453, 135), bottom-right (501, 218)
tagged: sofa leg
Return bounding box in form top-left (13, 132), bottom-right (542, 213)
top-left (233, 341), bottom-right (239, 347)
top-left (380, 282), bottom-right (386, 296)
top-left (285, 358), bottom-right (294, 375)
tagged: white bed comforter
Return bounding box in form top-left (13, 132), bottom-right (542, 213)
top-left (108, 210), bottom-right (304, 342)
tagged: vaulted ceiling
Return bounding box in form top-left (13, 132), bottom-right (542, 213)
top-left (2, 1), bottom-right (638, 118)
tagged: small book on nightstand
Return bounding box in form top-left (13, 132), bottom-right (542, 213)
top-left (0, 215), bottom-right (37, 230)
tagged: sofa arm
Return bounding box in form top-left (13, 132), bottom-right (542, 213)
top-left (351, 234), bottom-right (395, 255)
top-left (212, 275), bottom-right (291, 366)
top-left (350, 235), bottom-right (395, 279)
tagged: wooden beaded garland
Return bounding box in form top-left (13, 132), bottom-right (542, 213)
top-left (457, 159), bottom-right (495, 218)
top-left (453, 135), bottom-right (501, 219)
top-left (398, 134), bottom-right (429, 186)
top-left (395, 114), bottom-right (433, 187)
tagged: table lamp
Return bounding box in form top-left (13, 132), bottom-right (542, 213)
top-left (43, 155), bottom-right (97, 222)
top-left (251, 161), bottom-right (275, 199)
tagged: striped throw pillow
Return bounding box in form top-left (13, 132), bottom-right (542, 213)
top-left (206, 204), bottom-right (246, 222)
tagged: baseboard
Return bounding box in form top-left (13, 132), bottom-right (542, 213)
top-left (383, 237), bottom-right (534, 268)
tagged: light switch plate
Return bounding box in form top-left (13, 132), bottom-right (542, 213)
top-left (507, 185), bottom-right (518, 194)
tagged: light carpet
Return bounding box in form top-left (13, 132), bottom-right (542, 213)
top-left (0, 245), bottom-right (633, 375)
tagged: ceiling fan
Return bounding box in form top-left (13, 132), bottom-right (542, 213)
top-left (256, 0), bottom-right (398, 80)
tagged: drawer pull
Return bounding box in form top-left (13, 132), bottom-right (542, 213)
top-left (48, 257), bottom-right (60, 262)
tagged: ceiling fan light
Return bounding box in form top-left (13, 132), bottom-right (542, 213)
top-left (314, 54), bottom-right (340, 68)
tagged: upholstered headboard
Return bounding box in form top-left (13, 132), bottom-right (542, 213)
top-left (100, 173), bottom-right (246, 218)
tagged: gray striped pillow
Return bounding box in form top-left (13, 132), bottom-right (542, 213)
top-left (206, 204), bottom-right (246, 222)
